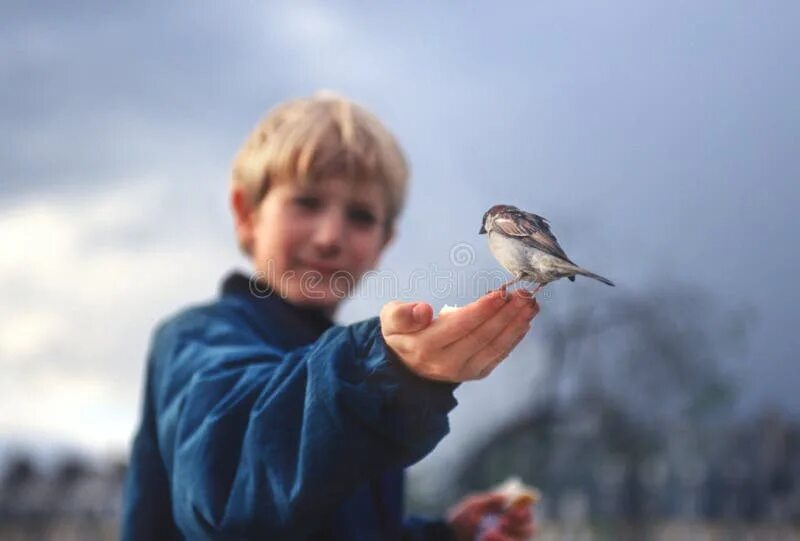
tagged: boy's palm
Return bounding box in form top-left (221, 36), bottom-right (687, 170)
top-left (380, 290), bottom-right (538, 382)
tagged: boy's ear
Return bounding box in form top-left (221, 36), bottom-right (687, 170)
top-left (231, 187), bottom-right (258, 251)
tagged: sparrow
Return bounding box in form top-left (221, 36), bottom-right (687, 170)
top-left (479, 204), bottom-right (615, 296)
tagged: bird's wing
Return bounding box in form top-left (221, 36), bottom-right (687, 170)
top-left (493, 208), bottom-right (575, 264)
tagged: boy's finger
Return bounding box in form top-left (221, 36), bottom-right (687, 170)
top-left (427, 290), bottom-right (515, 347)
top-left (381, 301), bottom-right (433, 335)
top-left (456, 492), bottom-right (507, 514)
top-left (499, 505), bottom-right (533, 532)
top-left (478, 529), bottom-right (511, 541)
top-left (442, 294), bottom-right (528, 360)
top-left (504, 503), bottom-right (533, 523)
top-left (499, 518), bottom-right (535, 540)
top-left (468, 492), bottom-right (508, 513)
top-left (464, 310), bottom-right (534, 379)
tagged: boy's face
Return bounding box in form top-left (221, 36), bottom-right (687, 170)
top-left (235, 177), bottom-right (393, 311)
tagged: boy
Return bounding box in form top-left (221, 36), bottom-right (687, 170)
top-left (122, 92), bottom-right (539, 540)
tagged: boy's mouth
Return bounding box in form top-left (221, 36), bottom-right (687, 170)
top-left (299, 260), bottom-right (342, 276)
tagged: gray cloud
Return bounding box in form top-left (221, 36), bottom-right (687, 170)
top-left (1, 1), bottom-right (799, 454)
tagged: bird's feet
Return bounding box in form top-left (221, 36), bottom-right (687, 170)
top-left (498, 284), bottom-right (510, 301)
top-left (489, 275), bottom-right (524, 301)
top-left (486, 284), bottom-right (511, 301)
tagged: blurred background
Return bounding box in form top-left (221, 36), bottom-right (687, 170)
top-left (2, 1), bottom-right (799, 539)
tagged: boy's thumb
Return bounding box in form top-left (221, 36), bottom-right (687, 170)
top-left (472, 493), bottom-right (508, 513)
top-left (381, 301), bottom-right (433, 335)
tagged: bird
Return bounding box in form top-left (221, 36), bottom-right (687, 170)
top-left (479, 204), bottom-right (615, 296)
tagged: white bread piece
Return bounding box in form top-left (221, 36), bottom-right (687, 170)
top-left (493, 476), bottom-right (541, 508)
top-left (438, 304), bottom-right (460, 316)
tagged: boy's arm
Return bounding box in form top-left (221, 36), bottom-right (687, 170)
top-left (402, 516), bottom-right (456, 540)
top-left (151, 307), bottom-right (457, 540)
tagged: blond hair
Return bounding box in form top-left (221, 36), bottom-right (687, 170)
top-left (231, 92), bottom-right (408, 249)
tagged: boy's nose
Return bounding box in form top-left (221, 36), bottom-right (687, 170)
top-left (312, 210), bottom-right (345, 257)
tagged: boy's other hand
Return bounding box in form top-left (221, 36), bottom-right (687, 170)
top-left (446, 492), bottom-right (536, 541)
top-left (379, 290), bottom-right (539, 383)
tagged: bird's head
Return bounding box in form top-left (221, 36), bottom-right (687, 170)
top-left (479, 204), bottom-right (517, 234)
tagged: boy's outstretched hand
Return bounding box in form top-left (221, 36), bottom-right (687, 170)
top-left (446, 492), bottom-right (536, 541)
top-left (380, 289), bottom-right (539, 382)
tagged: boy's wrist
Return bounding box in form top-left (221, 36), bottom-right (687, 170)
top-left (371, 318), bottom-right (459, 391)
top-left (355, 317), bottom-right (459, 411)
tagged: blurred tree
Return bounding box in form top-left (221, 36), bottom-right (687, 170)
top-left (55, 456), bottom-right (90, 488)
top-left (2, 454), bottom-right (37, 489)
top-left (456, 282), bottom-right (750, 522)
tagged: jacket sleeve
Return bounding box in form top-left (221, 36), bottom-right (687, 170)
top-left (402, 516), bottom-right (456, 540)
top-left (150, 306), bottom-right (458, 539)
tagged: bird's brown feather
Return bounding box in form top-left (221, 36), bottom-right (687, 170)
top-left (493, 208), bottom-right (575, 264)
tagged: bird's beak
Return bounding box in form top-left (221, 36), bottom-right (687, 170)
top-left (478, 224), bottom-right (486, 234)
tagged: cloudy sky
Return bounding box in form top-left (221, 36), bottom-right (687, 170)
top-left (2, 0), bottom-right (799, 477)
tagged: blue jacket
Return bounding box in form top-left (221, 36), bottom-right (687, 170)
top-left (122, 271), bottom-right (459, 540)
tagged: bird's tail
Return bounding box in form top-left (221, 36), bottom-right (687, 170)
top-left (562, 264), bottom-right (615, 287)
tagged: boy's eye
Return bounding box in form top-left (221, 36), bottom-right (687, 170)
top-left (347, 207), bottom-right (377, 226)
top-left (293, 196), bottom-right (321, 211)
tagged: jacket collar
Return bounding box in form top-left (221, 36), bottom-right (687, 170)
top-left (220, 270), bottom-right (334, 346)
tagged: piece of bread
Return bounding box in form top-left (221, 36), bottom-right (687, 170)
top-left (492, 476), bottom-right (541, 508)
top-left (438, 304), bottom-right (460, 316)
